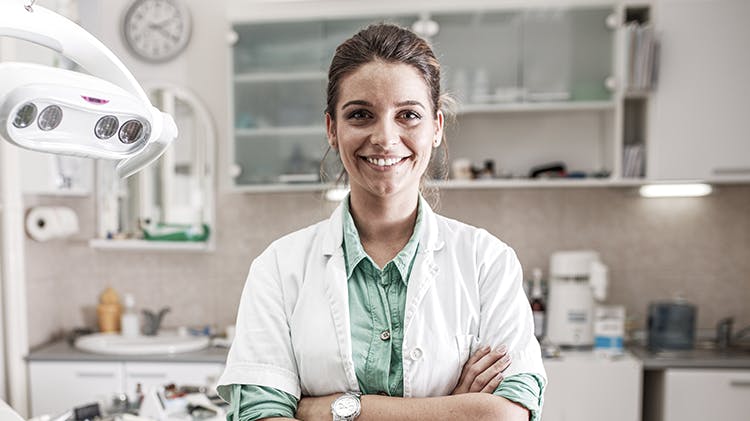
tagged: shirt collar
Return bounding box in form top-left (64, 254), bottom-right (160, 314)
top-left (341, 195), bottom-right (423, 284)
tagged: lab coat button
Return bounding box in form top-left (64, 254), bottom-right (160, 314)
top-left (380, 330), bottom-right (391, 341)
top-left (410, 347), bottom-right (423, 360)
top-left (377, 391), bottom-right (388, 396)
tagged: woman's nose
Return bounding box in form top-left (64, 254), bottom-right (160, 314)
top-left (370, 119), bottom-right (399, 148)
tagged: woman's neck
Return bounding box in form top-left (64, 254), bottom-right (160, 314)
top-left (348, 191), bottom-right (419, 247)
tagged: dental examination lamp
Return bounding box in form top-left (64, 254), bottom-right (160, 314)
top-left (0, 0), bottom-right (177, 178)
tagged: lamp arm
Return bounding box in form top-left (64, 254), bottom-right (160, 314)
top-left (0, 0), bottom-right (150, 106)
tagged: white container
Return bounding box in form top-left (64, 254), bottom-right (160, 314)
top-left (594, 305), bottom-right (625, 356)
top-left (547, 250), bottom-right (609, 347)
top-left (120, 293), bottom-right (140, 337)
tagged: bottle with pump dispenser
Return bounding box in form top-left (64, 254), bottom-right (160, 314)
top-left (530, 268), bottom-right (546, 340)
top-left (121, 293), bottom-right (140, 337)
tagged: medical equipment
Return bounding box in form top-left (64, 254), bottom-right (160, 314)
top-left (0, 0), bottom-right (177, 178)
top-left (546, 250), bottom-right (609, 347)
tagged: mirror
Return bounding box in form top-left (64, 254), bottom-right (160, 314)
top-left (95, 84), bottom-right (215, 248)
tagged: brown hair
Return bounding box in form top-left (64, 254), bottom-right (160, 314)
top-left (322, 23), bottom-right (451, 200)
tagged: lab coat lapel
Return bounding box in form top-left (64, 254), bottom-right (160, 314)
top-left (403, 199), bottom-right (443, 337)
top-left (321, 203), bottom-right (359, 391)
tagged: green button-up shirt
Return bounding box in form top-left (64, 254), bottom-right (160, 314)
top-left (227, 197), bottom-right (544, 420)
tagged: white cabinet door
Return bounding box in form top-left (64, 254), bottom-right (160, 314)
top-left (662, 369), bottom-right (750, 421)
top-left (28, 361), bottom-right (124, 417)
top-left (541, 352), bottom-right (642, 421)
top-left (123, 362), bottom-right (224, 394)
top-left (647, 0), bottom-right (750, 181)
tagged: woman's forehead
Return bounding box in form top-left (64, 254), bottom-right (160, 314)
top-left (337, 61), bottom-right (431, 106)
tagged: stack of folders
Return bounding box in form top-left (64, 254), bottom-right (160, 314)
top-left (623, 144), bottom-right (645, 178)
top-left (625, 23), bottom-right (659, 92)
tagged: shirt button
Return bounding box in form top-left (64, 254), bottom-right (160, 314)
top-left (377, 391), bottom-right (388, 396)
top-left (379, 330), bottom-right (391, 341)
top-left (410, 347), bottom-right (423, 360)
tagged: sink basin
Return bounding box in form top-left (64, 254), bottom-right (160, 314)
top-left (75, 332), bottom-right (210, 355)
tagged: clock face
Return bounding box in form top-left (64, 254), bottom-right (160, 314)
top-left (123, 0), bottom-right (192, 63)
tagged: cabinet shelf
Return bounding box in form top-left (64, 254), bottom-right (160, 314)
top-left (88, 239), bottom-right (213, 252)
top-left (229, 177), bottom-right (655, 193)
top-left (235, 126), bottom-right (325, 137)
top-left (234, 71), bottom-right (327, 83)
top-left (457, 100), bottom-right (616, 115)
top-left (428, 178), bottom-right (645, 189)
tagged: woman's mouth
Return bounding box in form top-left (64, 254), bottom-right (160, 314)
top-left (363, 156), bottom-right (407, 169)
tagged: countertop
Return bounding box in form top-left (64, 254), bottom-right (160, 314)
top-left (26, 339), bottom-right (750, 370)
top-left (628, 344), bottom-right (750, 369)
top-left (26, 339), bottom-right (229, 363)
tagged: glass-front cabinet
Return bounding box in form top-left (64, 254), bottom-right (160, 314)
top-left (230, 5), bottom-right (618, 191)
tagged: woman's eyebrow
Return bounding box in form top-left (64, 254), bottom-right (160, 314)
top-left (341, 100), bottom-right (372, 109)
top-left (341, 99), bottom-right (427, 110)
top-left (396, 100), bottom-right (426, 110)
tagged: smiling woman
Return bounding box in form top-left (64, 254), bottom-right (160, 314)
top-left (217, 23), bottom-right (546, 421)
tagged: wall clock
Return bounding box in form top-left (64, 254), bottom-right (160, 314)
top-left (123, 0), bottom-right (192, 63)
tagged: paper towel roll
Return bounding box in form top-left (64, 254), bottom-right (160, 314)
top-left (25, 206), bottom-right (80, 242)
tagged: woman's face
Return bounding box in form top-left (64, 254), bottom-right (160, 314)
top-left (326, 61), bottom-right (443, 202)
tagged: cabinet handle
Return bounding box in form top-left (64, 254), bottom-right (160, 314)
top-left (75, 371), bottom-right (115, 378)
top-left (730, 380), bottom-right (750, 388)
top-left (712, 167), bottom-right (750, 176)
top-left (127, 372), bottom-right (167, 378)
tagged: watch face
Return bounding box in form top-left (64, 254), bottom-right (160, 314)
top-left (123, 0), bottom-right (192, 63)
top-left (332, 395), bottom-right (359, 417)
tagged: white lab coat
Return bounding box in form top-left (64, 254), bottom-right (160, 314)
top-left (217, 200), bottom-right (546, 400)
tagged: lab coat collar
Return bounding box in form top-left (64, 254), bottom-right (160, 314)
top-left (321, 195), bottom-right (445, 257)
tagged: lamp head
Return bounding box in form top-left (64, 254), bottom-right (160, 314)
top-left (0, 0), bottom-right (176, 178)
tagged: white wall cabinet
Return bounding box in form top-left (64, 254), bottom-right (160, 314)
top-left (644, 368), bottom-right (750, 421)
top-left (541, 352), bottom-right (642, 421)
top-left (647, 0), bottom-right (750, 182)
top-left (28, 360), bottom-right (224, 417)
top-left (229, 1), bottom-right (629, 192)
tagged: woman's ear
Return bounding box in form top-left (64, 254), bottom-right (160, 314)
top-left (326, 113), bottom-right (337, 149)
top-left (433, 110), bottom-right (445, 148)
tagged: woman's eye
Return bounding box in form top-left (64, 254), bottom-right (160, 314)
top-left (399, 110), bottom-right (422, 121)
top-left (346, 110), bottom-right (371, 120)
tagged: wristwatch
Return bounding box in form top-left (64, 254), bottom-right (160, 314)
top-left (331, 391), bottom-right (362, 421)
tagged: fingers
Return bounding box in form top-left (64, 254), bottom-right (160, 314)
top-left (457, 345), bottom-right (492, 386)
top-left (467, 345), bottom-right (508, 383)
top-left (471, 352), bottom-right (511, 393)
top-left (454, 344), bottom-right (511, 395)
top-left (480, 371), bottom-right (505, 393)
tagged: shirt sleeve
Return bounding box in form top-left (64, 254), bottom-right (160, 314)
top-left (216, 245), bottom-right (302, 400)
top-left (475, 231), bottom-right (547, 383)
top-left (493, 373), bottom-right (545, 421)
top-left (226, 384), bottom-right (298, 421)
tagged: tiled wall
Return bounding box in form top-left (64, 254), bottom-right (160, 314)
top-left (25, 185), bottom-right (750, 348)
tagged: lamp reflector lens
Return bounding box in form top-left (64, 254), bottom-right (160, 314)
top-left (119, 120), bottom-right (144, 144)
top-left (38, 105), bottom-right (63, 131)
top-left (95, 116), bottom-right (119, 139)
top-left (13, 103), bottom-right (37, 128)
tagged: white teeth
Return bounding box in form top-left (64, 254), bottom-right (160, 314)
top-left (366, 157), bottom-right (402, 167)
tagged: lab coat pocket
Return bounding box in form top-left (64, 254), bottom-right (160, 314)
top-left (455, 334), bottom-right (478, 370)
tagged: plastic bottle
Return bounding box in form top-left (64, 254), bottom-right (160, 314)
top-left (530, 268), bottom-right (546, 340)
top-left (120, 293), bottom-right (140, 337)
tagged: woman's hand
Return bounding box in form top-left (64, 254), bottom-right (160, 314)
top-left (296, 393), bottom-right (340, 421)
top-left (451, 345), bottom-right (511, 395)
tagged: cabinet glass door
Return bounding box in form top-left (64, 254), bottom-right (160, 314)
top-left (431, 7), bottom-right (614, 108)
top-left (232, 16), bottom-right (414, 188)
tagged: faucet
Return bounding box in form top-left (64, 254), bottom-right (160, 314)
top-left (142, 307), bottom-right (171, 336)
top-left (716, 317), bottom-right (734, 350)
